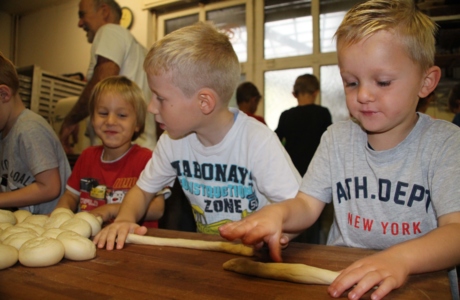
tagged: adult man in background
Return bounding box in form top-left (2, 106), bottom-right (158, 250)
top-left (60, 0), bottom-right (155, 153)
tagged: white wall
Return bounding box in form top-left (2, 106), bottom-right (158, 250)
top-left (13, 0), bottom-right (149, 78)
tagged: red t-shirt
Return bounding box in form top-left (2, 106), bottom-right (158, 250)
top-left (247, 113), bottom-right (266, 125)
top-left (66, 144), bottom-right (157, 227)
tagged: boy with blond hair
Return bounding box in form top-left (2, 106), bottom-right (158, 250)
top-left (54, 76), bottom-right (165, 227)
top-left (0, 52), bottom-right (71, 214)
top-left (220, 1), bottom-right (460, 299)
top-left (94, 22), bottom-right (301, 249)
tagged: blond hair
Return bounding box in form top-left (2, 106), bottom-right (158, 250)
top-left (89, 76), bottom-right (146, 141)
top-left (335, 0), bottom-right (437, 72)
top-left (0, 52), bottom-right (19, 95)
top-left (144, 22), bottom-right (240, 105)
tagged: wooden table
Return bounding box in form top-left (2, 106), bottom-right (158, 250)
top-left (1, 228), bottom-right (452, 299)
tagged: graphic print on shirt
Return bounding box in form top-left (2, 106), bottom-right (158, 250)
top-left (336, 175), bottom-right (432, 239)
top-left (172, 160), bottom-right (257, 234)
top-left (0, 159), bottom-right (33, 192)
top-left (79, 177), bottom-right (137, 211)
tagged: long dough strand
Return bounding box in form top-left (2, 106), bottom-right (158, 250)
top-left (125, 234), bottom-right (254, 256)
top-left (223, 257), bottom-right (340, 285)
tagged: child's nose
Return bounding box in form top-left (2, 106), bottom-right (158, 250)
top-left (107, 113), bottom-right (117, 124)
top-left (148, 97), bottom-right (159, 115)
top-left (357, 84), bottom-right (375, 103)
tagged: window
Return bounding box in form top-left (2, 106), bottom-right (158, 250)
top-left (148, 0), bottom-right (362, 129)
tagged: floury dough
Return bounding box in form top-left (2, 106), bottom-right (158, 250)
top-left (13, 210), bottom-right (32, 223)
top-left (74, 212), bottom-right (101, 236)
top-left (3, 231), bottom-right (38, 250)
top-left (59, 217), bottom-right (92, 238)
top-left (44, 212), bottom-right (73, 229)
top-left (0, 243), bottom-right (18, 269)
top-left (22, 215), bottom-right (49, 227)
top-left (0, 210), bottom-right (17, 225)
top-left (57, 231), bottom-right (96, 261)
top-left (0, 209), bottom-right (98, 269)
top-left (19, 237), bottom-right (65, 267)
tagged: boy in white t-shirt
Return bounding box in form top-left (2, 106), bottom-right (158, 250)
top-left (93, 22), bottom-right (301, 250)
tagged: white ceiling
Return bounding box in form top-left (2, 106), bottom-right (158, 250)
top-left (0, 0), bottom-right (66, 15)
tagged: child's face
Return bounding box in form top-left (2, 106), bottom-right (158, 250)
top-left (147, 72), bottom-right (202, 139)
top-left (91, 92), bottom-right (139, 151)
top-left (338, 30), bottom-right (426, 139)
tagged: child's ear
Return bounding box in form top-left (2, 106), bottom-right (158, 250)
top-left (197, 89), bottom-right (216, 115)
top-left (0, 85), bottom-right (13, 103)
top-left (419, 66), bottom-right (441, 98)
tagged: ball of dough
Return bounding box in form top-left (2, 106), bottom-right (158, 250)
top-left (19, 237), bottom-right (65, 267)
top-left (50, 208), bottom-right (74, 217)
top-left (74, 212), bottom-right (102, 236)
top-left (0, 243), bottom-right (18, 270)
top-left (0, 222), bottom-right (13, 231)
top-left (57, 231), bottom-right (96, 261)
top-left (15, 222), bottom-right (46, 236)
top-left (42, 228), bottom-right (68, 239)
top-left (22, 215), bottom-right (49, 227)
top-left (1, 226), bottom-right (37, 242)
top-left (0, 209), bottom-right (17, 225)
top-left (3, 231), bottom-right (38, 250)
top-left (44, 213), bottom-right (73, 229)
top-left (13, 210), bottom-right (32, 223)
top-left (59, 217), bottom-right (91, 238)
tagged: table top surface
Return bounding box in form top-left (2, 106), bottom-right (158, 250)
top-left (0, 228), bottom-right (452, 300)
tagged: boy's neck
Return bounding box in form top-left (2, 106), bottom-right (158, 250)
top-left (196, 108), bottom-right (234, 147)
top-left (297, 93), bottom-right (316, 106)
top-left (367, 113), bottom-right (419, 151)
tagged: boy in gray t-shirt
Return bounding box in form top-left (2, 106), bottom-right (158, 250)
top-left (0, 52), bottom-right (71, 214)
top-left (220, 1), bottom-right (460, 299)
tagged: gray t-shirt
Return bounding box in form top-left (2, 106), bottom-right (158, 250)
top-left (301, 113), bottom-right (460, 297)
top-left (0, 109), bottom-right (71, 214)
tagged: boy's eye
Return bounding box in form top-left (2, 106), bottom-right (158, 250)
top-left (378, 81), bottom-right (391, 87)
top-left (97, 111), bottom-right (108, 116)
top-left (344, 81), bottom-right (357, 88)
top-left (118, 114), bottom-right (127, 118)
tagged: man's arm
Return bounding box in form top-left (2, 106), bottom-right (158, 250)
top-left (59, 56), bottom-right (120, 152)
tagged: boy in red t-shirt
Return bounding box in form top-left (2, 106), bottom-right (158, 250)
top-left (54, 76), bottom-right (165, 227)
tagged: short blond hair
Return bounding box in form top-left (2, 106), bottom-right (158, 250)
top-left (144, 22), bottom-right (240, 105)
top-left (89, 76), bottom-right (147, 141)
top-left (335, 0), bottom-right (437, 72)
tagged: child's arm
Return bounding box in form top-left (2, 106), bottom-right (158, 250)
top-left (89, 194), bottom-right (164, 224)
top-left (144, 194), bottom-right (165, 221)
top-left (328, 211), bottom-right (460, 300)
top-left (92, 184), bottom-right (159, 250)
top-left (53, 190), bottom-right (80, 212)
top-left (0, 168), bottom-right (61, 208)
top-left (219, 191), bottom-right (325, 262)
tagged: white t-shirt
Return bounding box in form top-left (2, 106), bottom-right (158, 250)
top-left (137, 108), bottom-right (301, 234)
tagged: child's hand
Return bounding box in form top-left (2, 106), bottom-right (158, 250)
top-left (93, 221), bottom-right (146, 250)
top-left (328, 251), bottom-right (409, 300)
top-left (219, 205), bottom-right (284, 262)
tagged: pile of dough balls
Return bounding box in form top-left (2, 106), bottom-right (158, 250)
top-left (0, 208), bottom-right (102, 270)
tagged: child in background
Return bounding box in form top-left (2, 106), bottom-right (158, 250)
top-left (54, 76), bottom-right (165, 227)
top-left (236, 82), bottom-right (266, 124)
top-left (93, 22), bottom-right (301, 250)
top-left (220, 1), bottom-right (460, 299)
top-left (0, 52), bottom-right (71, 214)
